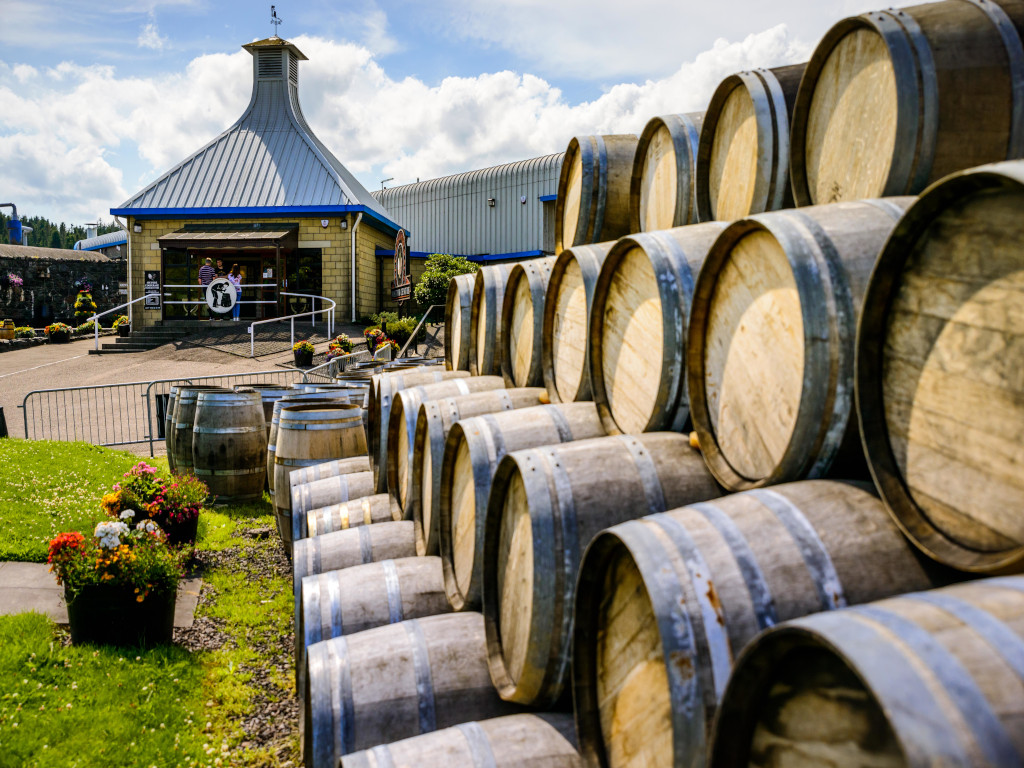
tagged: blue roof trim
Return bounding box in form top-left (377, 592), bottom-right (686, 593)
top-left (375, 248), bottom-right (545, 263)
top-left (109, 204), bottom-right (403, 235)
top-left (538, 194), bottom-right (557, 202)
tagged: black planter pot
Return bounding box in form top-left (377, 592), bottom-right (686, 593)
top-left (48, 330), bottom-right (71, 344)
top-left (65, 583), bottom-right (176, 647)
top-left (117, 325), bottom-right (131, 337)
top-left (294, 349), bottom-right (314, 367)
top-left (161, 514), bottom-right (200, 546)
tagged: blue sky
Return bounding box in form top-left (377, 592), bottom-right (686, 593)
top-left (0, 0), bottom-right (901, 225)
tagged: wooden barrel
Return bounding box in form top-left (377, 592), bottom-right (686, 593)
top-left (164, 386), bottom-right (179, 472)
top-left (369, 369), bottom-right (472, 493)
top-left (439, 402), bottom-right (607, 612)
top-left (233, 383), bottom-right (296, 438)
top-left (588, 222), bottom-right (727, 435)
top-left (856, 162), bottom-right (1024, 572)
top-left (687, 198), bottom-right (914, 492)
top-left (446, 273), bottom-right (476, 371)
top-left (171, 386), bottom-right (230, 475)
top-left (484, 432), bottom-right (722, 707)
top-left (274, 404), bottom-right (368, 553)
top-left (630, 113), bottom-right (704, 233)
top-left (500, 257), bottom-right (557, 388)
top-left (306, 493), bottom-right (395, 539)
top-left (296, 556), bottom-right (450, 699)
top-left (192, 389), bottom-right (267, 502)
top-left (313, 383), bottom-right (370, 408)
top-left (293, 521), bottom-right (417, 596)
top-left (469, 264), bottom-right (516, 377)
top-left (573, 479), bottom-right (951, 768)
top-left (791, 0), bottom-right (1024, 208)
top-left (695, 64), bottom-right (805, 221)
top-left (291, 471), bottom-right (377, 538)
top-left (386, 376), bottom-right (508, 519)
top-left (412, 388), bottom-right (547, 557)
top-left (709, 577), bottom-right (1024, 768)
top-left (555, 134), bottom-right (639, 252)
top-left (268, 395), bottom-right (350, 496)
top-left (304, 612), bottom-right (523, 768)
top-left (287, 456), bottom-right (371, 491)
top-left (541, 241), bottom-right (615, 403)
top-left (340, 713), bottom-right (582, 768)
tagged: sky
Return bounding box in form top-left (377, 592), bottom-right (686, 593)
top-left (0, 0), bottom-right (909, 226)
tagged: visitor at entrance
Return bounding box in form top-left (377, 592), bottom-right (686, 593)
top-left (199, 257), bottom-right (216, 320)
top-left (229, 263), bottom-right (242, 321)
top-left (215, 259), bottom-right (227, 278)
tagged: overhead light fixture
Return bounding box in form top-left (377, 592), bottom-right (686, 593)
top-left (487, 198), bottom-right (496, 207)
top-left (133, 223), bottom-right (142, 233)
top-left (340, 220), bottom-right (348, 230)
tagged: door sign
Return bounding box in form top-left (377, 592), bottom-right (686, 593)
top-left (206, 278), bottom-right (238, 313)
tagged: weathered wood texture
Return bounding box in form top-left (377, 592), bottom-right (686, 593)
top-left (446, 273), bottom-right (476, 371)
top-left (470, 264), bottom-right (516, 377)
top-left (305, 493), bottom-right (395, 539)
top-left (709, 577), bottom-right (1024, 768)
top-left (439, 402), bottom-right (607, 612)
top-left (574, 480), bottom-right (951, 768)
top-left (192, 389), bottom-right (267, 502)
top-left (631, 113), bottom-right (704, 232)
top-left (304, 612), bottom-right (523, 768)
top-left (501, 257), bottom-right (557, 388)
top-left (484, 432), bottom-right (722, 707)
top-left (165, 386), bottom-right (179, 473)
top-left (542, 241), bottom-right (616, 404)
top-left (412, 388), bottom-right (547, 557)
top-left (687, 198), bottom-right (914, 492)
top-left (287, 456), bottom-right (372, 491)
top-left (171, 385), bottom-right (230, 474)
top-left (556, 135), bottom-right (640, 252)
top-left (340, 713), bottom-right (583, 768)
top-left (856, 162), bottom-right (1024, 572)
top-left (696, 64), bottom-right (806, 221)
top-left (234, 383), bottom-right (297, 438)
top-left (792, 0), bottom-right (1024, 206)
top-left (268, 394), bottom-right (354, 493)
top-left (291, 471), bottom-right (377, 527)
top-left (293, 521), bottom-right (417, 597)
top-left (589, 222), bottom-right (728, 435)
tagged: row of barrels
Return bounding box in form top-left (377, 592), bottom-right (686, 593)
top-left (551, 0), bottom-right (1024, 249)
top-left (448, 159), bottom-right (1024, 574)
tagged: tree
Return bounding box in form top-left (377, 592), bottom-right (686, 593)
top-left (49, 230), bottom-right (63, 249)
top-left (412, 254), bottom-right (478, 309)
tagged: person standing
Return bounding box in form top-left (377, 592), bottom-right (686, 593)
top-left (228, 263), bottom-right (242, 321)
top-left (198, 257), bottom-right (216, 319)
top-left (215, 259), bottom-right (227, 278)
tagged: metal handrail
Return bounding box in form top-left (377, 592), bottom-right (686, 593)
top-left (86, 296), bottom-right (149, 351)
top-left (247, 292), bottom-right (337, 357)
top-left (396, 304), bottom-right (443, 359)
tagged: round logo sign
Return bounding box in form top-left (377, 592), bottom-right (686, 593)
top-left (206, 278), bottom-right (237, 313)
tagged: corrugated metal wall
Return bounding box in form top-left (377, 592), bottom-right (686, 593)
top-left (373, 153), bottom-right (564, 256)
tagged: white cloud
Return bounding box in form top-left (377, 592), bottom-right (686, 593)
top-left (137, 22), bottom-right (168, 51)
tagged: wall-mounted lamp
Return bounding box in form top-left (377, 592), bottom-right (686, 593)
top-left (340, 220), bottom-right (348, 230)
top-left (487, 198), bottom-right (496, 207)
top-left (133, 223), bottom-right (142, 233)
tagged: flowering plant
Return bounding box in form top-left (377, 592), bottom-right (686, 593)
top-left (45, 322), bottom-right (73, 336)
top-left (7, 273), bottom-right (23, 288)
top-left (74, 291), bottom-right (97, 321)
top-left (153, 475), bottom-right (207, 526)
top-left (108, 461), bottom-right (166, 517)
top-left (73, 278), bottom-right (93, 293)
top-left (74, 320), bottom-right (98, 334)
top-left (329, 333), bottom-right (353, 354)
top-left (293, 339), bottom-right (315, 354)
top-left (48, 518), bottom-right (181, 602)
top-left (375, 338), bottom-right (399, 355)
top-left (364, 327), bottom-right (387, 351)
top-left (112, 314), bottom-right (129, 328)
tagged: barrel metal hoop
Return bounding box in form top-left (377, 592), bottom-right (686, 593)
top-left (362, 498), bottom-right (373, 526)
top-left (283, 421), bottom-right (361, 431)
top-left (338, 504), bottom-right (351, 530)
top-left (336, 473), bottom-right (351, 502)
top-left (736, 71), bottom-right (777, 214)
top-left (542, 404), bottom-right (574, 444)
top-left (193, 425), bottom-right (265, 434)
top-left (358, 525), bottom-right (373, 563)
top-left (751, 489), bottom-right (847, 610)
top-left (403, 620), bottom-right (437, 734)
top-left (592, 135), bottom-right (609, 242)
top-left (382, 559), bottom-right (404, 624)
top-left (193, 467), bottom-right (264, 476)
top-left (852, 604), bottom-right (1018, 765)
top-left (326, 570), bottom-right (344, 641)
top-left (690, 501), bottom-right (778, 629)
top-left (756, 68), bottom-right (791, 211)
top-left (454, 378), bottom-right (470, 396)
top-left (330, 636), bottom-right (355, 758)
top-left (312, 538), bottom-right (322, 582)
top-left (456, 722), bottom-right (498, 768)
top-left (618, 436), bottom-right (666, 515)
top-left (277, 457), bottom-right (327, 467)
top-left (648, 232), bottom-right (694, 431)
top-left (573, 136), bottom-right (596, 247)
top-left (367, 745), bottom-right (397, 768)
top-left (497, 389), bottom-right (514, 411)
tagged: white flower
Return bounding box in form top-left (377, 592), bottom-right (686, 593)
top-left (94, 521), bottom-right (129, 549)
top-left (136, 520), bottom-right (159, 534)
top-left (119, 509), bottom-right (136, 521)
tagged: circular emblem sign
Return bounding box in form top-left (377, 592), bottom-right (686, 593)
top-left (391, 230), bottom-right (411, 302)
top-left (206, 277), bottom-right (238, 313)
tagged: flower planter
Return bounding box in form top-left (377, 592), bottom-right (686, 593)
top-left (117, 325), bottom-right (131, 337)
top-left (294, 349), bottom-right (313, 367)
top-left (65, 583), bottom-right (176, 647)
top-left (161, 515), bottom-right (200, 546)
top-left (48, 330), bottom-right (72, 344)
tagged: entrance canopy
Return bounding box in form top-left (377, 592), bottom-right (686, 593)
top-left (158, 227), bottom-right (297, 249)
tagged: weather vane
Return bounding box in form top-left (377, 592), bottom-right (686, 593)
top-left (270, 5), bottom-right (282, 35)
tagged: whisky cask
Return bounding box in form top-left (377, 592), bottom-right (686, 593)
top-left (469, 264), bottom-right (516, 377)
top-left (268, 394), bottom-right (351, 495)
top-left (164, 386), bottom-right (179, 472)
top-left (445, 273), bottom-right (476, 371)
top-left (304, 493), bottom-right (394, 539)
top-left (171, 385), bottom-right (230, 474)
top-left (287, 456), bottom-right (371, 491)
top-left (630, 112), bottom-right (703, 233)
top-left (291, 471), bottom-right (377, 532)
top-left (192, 389), bottom-right (267, 502)
top-left (233, 383), bottom-right (297, 438)
top-left (501, 257), bottom-right (557, 388)
top-left (293, 521), bottom-right (417, 596)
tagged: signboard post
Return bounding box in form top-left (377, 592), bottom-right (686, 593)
top-left (144, 270), bottom-right (161, 310)
top-left (390, 230), bottom-right (412, 303)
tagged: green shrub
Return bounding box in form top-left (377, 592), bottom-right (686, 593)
top-left (74, 321), bottom-right (98, 334)
top-left (413, 254), bottom-right (478, 308)
top-left (111, 314), bottom-right (129, 328)
top-left (371, 310), bottom-right (400, 328)
top-left (385, 316), bottom-right (425, 347)
top-left (14, 326), bottom-right (35, 339)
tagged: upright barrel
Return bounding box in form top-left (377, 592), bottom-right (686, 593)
top-left (857, 162), bottom-right (1024, 573)
top-left (709, 577), bottom-right (1024, 768)
top-left (630, 112), bottom-right (703, 233)
top-left (439, 402), bottom-right (607, 612)
top-left (542, 241), bottom-right (615, 403)
top-left (171, 385), bottom-right (230, 475)
top-left (589, 222), bottom-right (727, 435)
top-left (469, 264), bottom-right (515, 377)
top-left (555, 134), bottom-right (639, 252)
top-left (695, 64), bottom-right (805, 221)
top-left (687, 198), bottom-right (913, 492)
top-left (412, 387), bottom-right (547, 557)
top-left (445, 272), bottom-right (476, 371)
top-left (574, 480), bottom-right (950, 768)
top-left (791, 0), bottom-right (1024, 207)
top-left (268, 394), bottom-right (349, 496)
top-left (164, 386), bottom-right (179, 472)
top-left (192, 389), bottom-right (267, 502)
top-left (484, 433), bottom-right (722, 707)
top-left (501, 257), bottom-right (556, 388)
top-left (234, 383), bottom-right (296, 438)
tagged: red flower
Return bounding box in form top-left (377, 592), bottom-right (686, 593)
top-left (47, 532), bottom-right (86, 564)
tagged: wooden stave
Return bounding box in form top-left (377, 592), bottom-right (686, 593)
top-left (339, 713), bottom-right (582, 768)
top-left (290, 470), bottom-right (378, 540)
top-left (555, 135), bottom-right (640, 252)
top-left (170, 386), bottom-right (230, 474)
top-left (588, 222), bottom-right (728, 435)
top-left (541, 241), bottom-right (616, 404)
top-left (164, 387), bottom-right (178, 473)
top-left (686, 198), bottom-right (914, 493)
top-left (573, 479), bottom-right (952, 768)
top-left (306, 493), bottom-right (395, 539)
top-left (386, 376), bottom-right (508, 520)
top-left (304, 612), bottom-right (523, 768)
top-left (234, 383), bottom-right (297, 439)
top-left (695, 64), bottom-right (806, 222)
top-left (268, 395), bottom-right (353, 494)
top-left (483, 432), bottom-right (723, 708)
top-left (469, 264), bottom-right (516, 377)
top-left (708, 577), bottom-right (1024, 768)
top-left (287, 456), bottom-right (371, 493)
top-left (411, 388), bottom-right (547, 557)
top-left (192, 390), bottom-right (267, 502)
top-left (500, 257), bottom-right (557, 388)
top-left (630, 112), bottom-right (705, 233)
top-left (445, 273), bottom-right (476, 371)
top-left (438, 402), bottom-right (608, 613)
top-left (790, 1), bottom-right (1024, 208)
top-left (855, 162), bottom-right (1024, 573)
